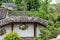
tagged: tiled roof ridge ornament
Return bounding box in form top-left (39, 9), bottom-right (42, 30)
top-left (0, 16), bottom-right (47, 27)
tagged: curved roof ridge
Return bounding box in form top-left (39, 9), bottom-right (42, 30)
top-left (0, 16), bottom-right (47, 27)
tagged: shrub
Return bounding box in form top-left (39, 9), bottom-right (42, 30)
top-left (28, 11), bottom-right (48, 19)
top-left (54, 22), bottom-right (60, 28)
top-left (36, 21), bottom-right (60, 40)
top-left (4, 31), bottom-right (22, 40)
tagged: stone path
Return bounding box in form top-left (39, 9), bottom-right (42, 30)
top-left (22, 37), bottom-right (34, 40)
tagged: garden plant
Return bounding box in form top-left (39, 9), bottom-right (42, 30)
top-left (0, 0), bottom-right (60, 40)
top-left (4, 31), bottom-right (22, 40)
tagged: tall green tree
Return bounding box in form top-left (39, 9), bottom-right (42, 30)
top-left (39, 0), bottom-right (51, 19)
top-left (27, 0), bottom-right (40, 11)
top-left (40, 0), bottom-right (51, 13)
top-left (15, 0), bottom-right (22, 10)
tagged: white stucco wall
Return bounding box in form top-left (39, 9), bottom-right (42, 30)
top-left (13, 24), bottom-right (34, 37)
top-left (4, 24), bottom-right (11, 33)
top-left (0, 23), bottom-right (41, 39)
top-left (36, 24), bottom-right (41, 37)
top-left (0, 24), bottom-right (11, 40)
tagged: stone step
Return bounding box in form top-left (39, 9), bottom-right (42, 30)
top-left (22, 37), bottom-right (34, 40)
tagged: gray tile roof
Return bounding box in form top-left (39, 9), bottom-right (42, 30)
top-left (2, 3), bottom-right (16, 8)
top-left (0, 16), bottom-right (47, 27)
top-left (0, 8), bottom-right (8, 19)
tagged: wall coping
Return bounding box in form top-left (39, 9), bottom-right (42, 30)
top-left (0, 16), bottom-right (47, 27)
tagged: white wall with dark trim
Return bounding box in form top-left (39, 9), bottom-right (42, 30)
top-left (13, 24), bottom-right (34, 37)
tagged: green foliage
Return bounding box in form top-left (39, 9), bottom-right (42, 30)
top-left (14, 0), bottom-right (25, 10)
top-left (15, 0), bottom-right (22, 4)
top-left (4, 31), bottom-right (22, 40)
top-left (50, 3), bottom-right (60, 14)
top-left (57, 14), bottom-right (60, 21)
top-left (19, 24), bottom-right (28, 30)
top-left (32, 10), bottom-right (58, 22)
top-left (28, 11), bottom-right (39, 17)
top-left (49, 5), bottom-right (56, 13)
top-left (28, 0), bottom-right (51, 19)
top-left (36, 21), bottom-right (60, 40)
top-left (55, 3), bottom-right (60, 13)
top-left (54, 22), bottom-right (60, 28)
top-left (15, 0), bottom-right (22, 10)
top-left (0, 0), bottom-right (2, 6)
top-left (14, 0), bottom-right (40, 11)
top-left (29, 11), bottom-right (48, 19)
top-left (39, 27), bottom-right (51, 40)
top-left (35, 18), bottom-right (60, 40)
top-left (28, 0), bottom-right (60, 40)
top-left (39, 0), bottom-right (51, 14)
top-left (46, 13), bottom-right (59, 22)
top-left (27, 0), bottom-right (40, 10)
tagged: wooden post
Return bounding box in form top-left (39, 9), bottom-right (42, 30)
top-left (34, 23), bottom-right (37, 37)
top-left (11, 23), bottom-right (14, 31)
